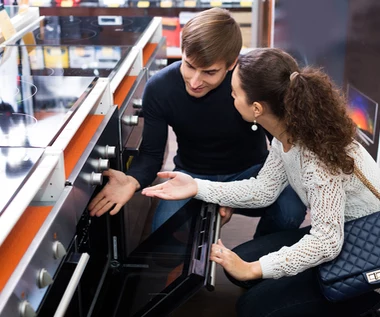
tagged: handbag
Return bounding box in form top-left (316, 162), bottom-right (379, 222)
top-left (317, 166), bottom-right (380, 302)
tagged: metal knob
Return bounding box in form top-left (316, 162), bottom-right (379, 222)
top-left (104, 145), bottom-right (116, 158)
top-left (155, 58), bottom-right (167, 66)
top-left (90, 172), bottom-right (103, 186)
top-left (132, 98), bottom-right (143, 109)
top-left (37, 268), bottom-right (54, 289)
top-left (122, 115), bottom-right (139, 126)
top-left (19, 301), bottom-right (36, 317)
top-left (53, 241), bottom-right (67, 260)
top-left (98, 158), bottom-right (110, 171)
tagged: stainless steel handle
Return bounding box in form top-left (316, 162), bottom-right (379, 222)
top-left (53, 253), bottom-right (90, 317)
top-left (208, 212), bottom-right (221, 290)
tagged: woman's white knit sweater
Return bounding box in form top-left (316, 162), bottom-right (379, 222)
top-left (195, 139), bottom-right (380, 279)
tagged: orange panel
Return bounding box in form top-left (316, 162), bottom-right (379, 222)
top-left (114, 76), bottom-right (137, 108)
top-left (143, 43), bottom-right (158, 66)
top-left (0, 206), bottom-right (52, 292)
top-left (64, 115), bottom-right (104, 178)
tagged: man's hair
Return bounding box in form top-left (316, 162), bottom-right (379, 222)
top-left (181, 8), bottom-right (242, 68)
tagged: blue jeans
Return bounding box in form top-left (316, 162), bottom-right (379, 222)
top-left (151, 163), bottom-right (307, 235)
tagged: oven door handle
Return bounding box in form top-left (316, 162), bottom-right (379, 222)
top-left (53, 253), bottom-right (90, 317)
top-left (207, 211), bottom-right (221, 290)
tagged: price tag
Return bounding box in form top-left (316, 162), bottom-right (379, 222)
top-left (22, 32), bottom-right (36, 53)
top-left (30, 0), bottom-right (44, 6)
top-left (19, 0), bottom-right (30, 14)
top-left (183, 0), bottom-right (196, 7)
top-left (210, 0), bottom-right (222, 6)
top-left (137, 1), bottom-right (150, 7)
top-left (160, 0), bottom-right (172, 7)
top-left (61, 0), bottom-right (74, 6)
top-left (0, 5), bottom-right (16, 40)
top-left (107, 3), bottom-right (120, 7)
top-left (240, 0), bottom-right (251, 7)
top-left (101, 47), bottom-right (114, 56)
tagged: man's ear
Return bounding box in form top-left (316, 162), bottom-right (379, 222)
top-left (228, 57), bottom-right (239, 71)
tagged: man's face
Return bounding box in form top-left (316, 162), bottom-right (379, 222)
top-left (180, 53), bottom-right (233, 98)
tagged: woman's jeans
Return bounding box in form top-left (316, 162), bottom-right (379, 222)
top-left (151, 163), bottom-right (307, 235)
top-left (228, 227), bottom-right (380, 317)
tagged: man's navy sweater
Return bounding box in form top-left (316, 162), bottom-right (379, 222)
top-left (127, 61), bottom-right (269, 188)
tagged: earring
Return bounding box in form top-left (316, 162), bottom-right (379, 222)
top-left (251, 119), bottom-right (258, 131)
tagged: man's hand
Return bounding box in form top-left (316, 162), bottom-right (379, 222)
top-left (88, 169), bottom-right (140, 217)
top-left (219, 206), bottom-right (233, 227)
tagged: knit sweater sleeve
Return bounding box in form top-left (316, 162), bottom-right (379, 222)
top-left (194, 143), bottom-right (288, 208)
top-left (259, 151), bottom-right (346, 279)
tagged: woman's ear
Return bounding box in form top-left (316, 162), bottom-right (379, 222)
top-left (252, 102), bottom-right (264, 118)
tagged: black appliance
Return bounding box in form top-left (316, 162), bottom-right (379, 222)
top-left (38, 199), bottom-right (220, 317)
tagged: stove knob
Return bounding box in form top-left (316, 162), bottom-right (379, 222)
top-left (53, 241), bottom-right (67, 260)
top-left (19, 300), bottom-right (36, 317)
top-left (122, 115), bottom-right (139, 126)
top-left (132, 98), bottom-right (143, 109)
top-left (37, 268), bottom-right (54, 289)
top-left (155, 58), bottom-right (167, 66)
top-left (104, 145), bottom-right (116, 159)
top-left (90, 172), bottom-right (103, 186)
top-left (98, 158), bottom-right (110, 171)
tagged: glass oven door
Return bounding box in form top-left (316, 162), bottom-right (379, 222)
top-left (98, 199), bottom-right (220, 317)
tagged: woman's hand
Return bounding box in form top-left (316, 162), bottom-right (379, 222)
top-left (219, 206), bottom-right (234, 227)
top-left (210, 239), bottom-right (262, 281)
top-left (141, 171), bottom-right (198, 200)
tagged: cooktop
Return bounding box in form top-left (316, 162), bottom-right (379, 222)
top-left (32, 16), bottom-right (153, 46)
top-left (1, 44), bottom-right (133, 77)
top-left (0, 74), bottom-right (97, 147)
top-left (0, 147), bottom-right (44, 215)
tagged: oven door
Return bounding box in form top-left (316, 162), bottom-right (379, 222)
top-left (97, 199), bottom-right (221, 317)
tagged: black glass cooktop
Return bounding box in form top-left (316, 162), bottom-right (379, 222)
top-left (32, 16), bottom-right (153, 46)
top-left (1, 45), bottom-right (133, 77)
top-left (0, 74), bottom-right (97, 147)
top-left (0, 147), bottom-right (44, 215)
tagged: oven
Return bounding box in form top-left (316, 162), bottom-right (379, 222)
top-left (145, 37), bottom-right (167, 79)
top-left (0, 102), bottom-right (123, 317)
top-left (88, 199), bottom-right (220, 317)
top-left (119, 68), bottom-right (150, 256)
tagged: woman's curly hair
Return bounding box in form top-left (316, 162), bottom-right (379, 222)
top-left (285, 68), bottom-right (356, 174)
top-left (238, 48), bottom-right (357, 175)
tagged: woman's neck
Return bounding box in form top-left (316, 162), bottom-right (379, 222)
top-left (259, 118), bottom-right (292, 152)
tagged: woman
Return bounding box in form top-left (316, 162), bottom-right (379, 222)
top-left (142, 48), bottom-right (380, 316)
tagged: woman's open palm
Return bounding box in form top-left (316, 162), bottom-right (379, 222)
top-left (141, 171), bottom-right (197, 200)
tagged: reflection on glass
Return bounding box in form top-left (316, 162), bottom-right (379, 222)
top-left (118, 199), bottom-right (213, 317)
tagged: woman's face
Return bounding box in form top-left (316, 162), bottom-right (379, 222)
top-left (231, 66), bottom-right (254, 122)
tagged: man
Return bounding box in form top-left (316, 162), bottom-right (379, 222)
top-left (89, 8), bottom-right (306, 236)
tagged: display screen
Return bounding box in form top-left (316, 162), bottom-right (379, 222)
top-left (347, 84), bottom-right (378, 145)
